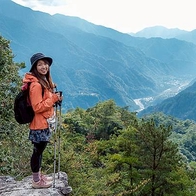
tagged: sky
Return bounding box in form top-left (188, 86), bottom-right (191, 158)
top-left (12, 0), bottom-right (196, 33)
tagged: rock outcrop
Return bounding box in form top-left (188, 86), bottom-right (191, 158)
top-left (0, 172), bottom-right (72, 196)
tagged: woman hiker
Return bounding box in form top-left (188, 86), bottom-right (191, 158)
top-left (22, 53), bottom-right (63, 188)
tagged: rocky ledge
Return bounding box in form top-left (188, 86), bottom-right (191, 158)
top-left (0, 172), bottom-right (72, 196)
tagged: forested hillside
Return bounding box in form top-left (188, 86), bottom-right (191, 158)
top-left (1, 35), bottom-right (196, 195)
top-left (139, 81), bottom-right (196, 121)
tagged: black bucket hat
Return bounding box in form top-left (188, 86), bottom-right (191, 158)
top-left (30, 53), bottom-right (53, 72)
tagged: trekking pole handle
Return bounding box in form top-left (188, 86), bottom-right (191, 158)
top-left (55, 91), bottom-right (63, 106)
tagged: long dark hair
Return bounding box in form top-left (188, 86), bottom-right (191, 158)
top-left (31, 59), bottom-right (54, 92)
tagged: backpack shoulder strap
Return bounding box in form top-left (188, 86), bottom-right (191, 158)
top-left (41, 85), bottom-right (44, 97)
top-left (29, 81), bottom-right (44, 96)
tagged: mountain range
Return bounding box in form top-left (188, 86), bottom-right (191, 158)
top-left (130, 25), bottom-right (196, 45)
top-left (1, 0), bottom-right (196, 119)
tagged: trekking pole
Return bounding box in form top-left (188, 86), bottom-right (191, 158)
top-left (57, 103), bottom-right (62, 179)
top-left (53, 103), bottom-right (58, 188)
top-left (57, 91), bottom-right (62, 179)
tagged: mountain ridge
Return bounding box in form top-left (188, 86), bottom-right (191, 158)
top-left (131, 25), bottom-right (196, 45)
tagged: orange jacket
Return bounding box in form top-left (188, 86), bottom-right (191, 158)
top-left (23, 73), bottom-right (59, 130)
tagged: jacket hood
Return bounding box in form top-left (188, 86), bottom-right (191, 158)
top-left (23, 73), bottom-right (39, 83)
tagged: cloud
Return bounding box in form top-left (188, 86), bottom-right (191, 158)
top-left (37, 0), bottom-right (67, 6)
top-left (12, 0), bottom-right (68, 15)
top-left (13, 0), bottom-right (66, 6)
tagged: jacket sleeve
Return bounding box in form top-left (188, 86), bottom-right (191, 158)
top-left (29, 82), bottom-right (59, 113)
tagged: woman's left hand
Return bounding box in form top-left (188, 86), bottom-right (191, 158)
top-left (55, 92), bottom-right (63, 101)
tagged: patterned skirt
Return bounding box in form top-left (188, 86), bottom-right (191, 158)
top-left (29, 128), bottom-right (52, 143)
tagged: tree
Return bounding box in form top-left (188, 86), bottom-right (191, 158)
top-left (0, 35), bottom-right (24, 132)
top-left (137, 119), bottom-right (190, 195)
top-left (0, 35), bottom-right (30, 177)
top-left (99, 118), bottom-right (193, 196)
top-left (64, 100), bottom-right (125, 140)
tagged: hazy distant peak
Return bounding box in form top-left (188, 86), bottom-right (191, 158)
top-left (130, 25), bottom-right (188, 39)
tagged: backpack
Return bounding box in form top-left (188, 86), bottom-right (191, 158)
top-left (14, 83), bottom-right (44, 124)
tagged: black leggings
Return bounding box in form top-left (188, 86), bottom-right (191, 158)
top-left (31, 141), bottom-right (48, 173)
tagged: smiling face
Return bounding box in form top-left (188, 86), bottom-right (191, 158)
top-left (36, 59), bottom-right (49, 75)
